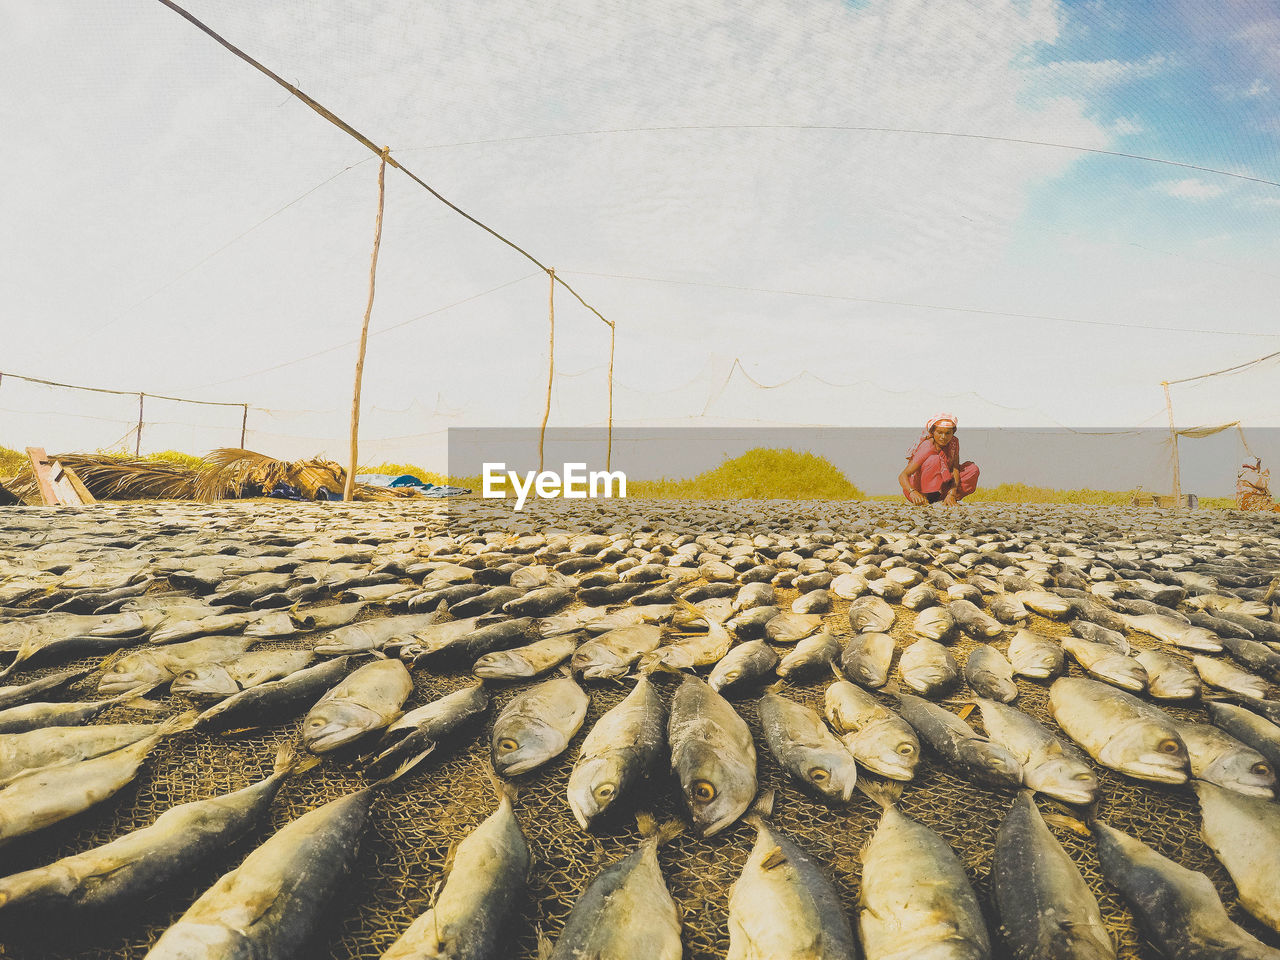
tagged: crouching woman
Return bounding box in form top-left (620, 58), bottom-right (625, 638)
top-left (899, 415), bottom-right (979, 505)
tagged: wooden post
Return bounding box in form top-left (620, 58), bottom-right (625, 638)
top-left (606, 321), bottom-right (614, 471)
top-left (538, 268), bottom-right (555, 474)
top-left (136, 393), bottom-right (144, 456)
top-left (25, 447), bottom-right (59, 505)
top-left (1162, 381), bottom-right (1182, 508)
top-left (344, 146), bottom-right (390, 502)
top-left (240, 403), bottom-right (248, 448)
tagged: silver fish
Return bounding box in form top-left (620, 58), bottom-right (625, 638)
top-left (98, 635), bottom-right (255, 694)
top-left (964, 644), bottom-right (1019, 702)
top-left (1133, 649), bottom-right (1200, 700)
top-left (841, 633), bottom-right (894, 688)
top-left (1192, 655), bottom-right (1269, 699)
top-left (146, 755), bottom-right (426, 959)
top-left (710, 640), bottom-right (778, 694)
top-left (766, 612), bottom-right (826, 643)
top-left (727, 793), bottom-right (858, 960)
top-left (546, 818), bottom-right (681, 960)
top-left (777, 631), bottom-right (842, 679)
top-left (474, 634), bottom-right (577, 679)
top-left (1121, 614), bottom-right (1222, 652)
top-left (896, 693), bottom-right (1022, 789)
top-left (824, 680), bottom-right (919, 781)
top-left (977, 699), bottom-right (1099, 805)
top-left (169, 649), bottom-right (314, 699)
top-left (301, 659), bottom-right (413, 754)
top-left (668, 675), bottom-right (756, 836)
top-left (572, 625), bottom-right (663, 679)
top-left (849, 596), bottom-right (895, 634)
top-left (759, 690), bottom-right (858, 802)
top-left (1007, 628), bottom-right (1065, 680)
top-left (898, 638), bottom-right (959, 697)
top-left (1048, 677), bottom-right (1188, 784)
top-left (566, 676), bottom-right (666, 829)
top-left (910, 605), bottom-right (956, 642)
top-left (1062, 636), bottom-right (1148, 692)
top-left (993, 791), bottom-right (1114, 960)
top-left (1092, 820), bottom-right (1280, 960)
top-left (0, 744), bottom-right (304, 918)
top-left (858, 781), bottom-right (991, 960)
top-left (949, 599), bottom-right (1004, 639)
top-left (491, 673), bottom-right (588, 776)
top-left (1195, 780), bottom-right (1280, 934)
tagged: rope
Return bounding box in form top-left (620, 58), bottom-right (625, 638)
top-left (1165, 348), bottom-right (1280, 385)
top-left (190, 272), bottom-right (541, 389)
top-left (154, 0), bottom-right (614, 333)
top-left (564, 271), bottom-right (1277, 339)
top-left (0, 371), bottom-right (245, 407)
top-left (404, 124), bottom-right (1280, 190)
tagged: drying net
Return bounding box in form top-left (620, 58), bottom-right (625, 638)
top-left (0, 496), bottom-right (1277, 960)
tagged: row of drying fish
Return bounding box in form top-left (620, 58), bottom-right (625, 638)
top-left (3, 744), bottom-right (1277, 960)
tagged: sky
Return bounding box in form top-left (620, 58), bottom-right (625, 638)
top-left (1, 0), bottom-right (1278, 479)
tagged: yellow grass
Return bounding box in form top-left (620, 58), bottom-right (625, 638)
top-left (628, 448), bottom-right (865, 500)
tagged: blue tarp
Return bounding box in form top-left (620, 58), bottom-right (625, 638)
top-left (354, 474), bottom-right (471, 497)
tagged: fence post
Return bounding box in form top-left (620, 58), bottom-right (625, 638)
top-left (344, 146), bottom-right (390, 502)
top-left (136, 393), bottom-right (145, 457)
top-left (538, 268), bottom-right (555, 474)
top-left (240, 404), bottom-right (248, 448)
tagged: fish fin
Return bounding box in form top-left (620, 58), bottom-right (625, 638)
top-left (369, 746), bottom-right (434, 789)
top-left (535, 926), bottom-right (554, 960)
top-left (746, 789), bottom-right (776, 825)
top-left (881, 678), bottom-right (902, 695)
top-left (955, 703), bottom-right (977, 721)
top-left (638, 655), bottom-right (681, 677)
top-left (636, 811), bottom-right (657, 838)
top-left (489, 766), bottom-right (518, 805)
top-left (673, 595), bottom-right (709, 626)
top-left (764, 680), bottom-right (786, 694)
top-left (1042, 811), bottom-right (1092, 837)
top-left (157, 709), bottom-right (200, 736)
top-left (760, 845), bottom-right (788, 870)
top-left (857, 778), bottom-right (903, 809)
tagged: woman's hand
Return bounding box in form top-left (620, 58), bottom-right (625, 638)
top-left (942, 491), bottom-right (958, 506)
top-left (907, 490), bottom-right (928, 505)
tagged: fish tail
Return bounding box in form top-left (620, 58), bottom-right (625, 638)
top-left (1042, 810), bottom-right (1093, 837)
top-left (369, 746), bottom-right (434, 789)
top-left (746, 789), bottom-right (777, 825)
top-left (674, 595), bottom-right (709, 625)
top-left (489, 766), bottom-right (518, 805)
top-left (273, 741), bottom-right (321, 776)
top-left (857, 778), bottom-right (903, 809)
top-left (830, 662), bottom-right (847, 682)
top-left (535, 926), bottom-right (554, 960)
top-left (158, 709), bottom-right (201, 736)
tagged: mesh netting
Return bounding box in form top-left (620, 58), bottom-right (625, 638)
top-left (0, 498), bottom-right (1277, 960)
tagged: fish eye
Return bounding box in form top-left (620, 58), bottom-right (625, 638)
top-left (1157, 739), bottom-right (1180, 754)
top-left (691, 780), bottom-right (717, 802)
top-left (179, 670), bottom-right (197, 680)
top-left (1073, 772), bottom-right (1093, 781)
top-left (594, 783), bottom-right (617, 801)
top-left (897, 744), bottom-right (915, 755)
top-left (809, 768), bottom-right (830, 783)
top-left (497, 738), bottom-right (519, 753)
top-left (1252, 762), bottom-right (1271, 777)
top-left (726, 671), bottom-right (739, 680)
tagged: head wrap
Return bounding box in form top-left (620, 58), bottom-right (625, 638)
top-left (906, 414), bottom-right (958, 459)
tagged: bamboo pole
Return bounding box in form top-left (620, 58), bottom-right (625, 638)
top-left (538, 268), bottom-right (556, 474)
top-left (606, 321), bottom-right (615, 471)
top-left (135, 393), bottom-right (144, 456)
top-left (344, 147), bottom-right (390, 502)
top-left (240, 404), bottom-right (249, 448)
top-left (1162, 381), bottom-right (1182, 508)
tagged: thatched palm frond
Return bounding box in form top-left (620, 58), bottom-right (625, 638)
top-left (195, 448), bottom-right (348, 502)
top-left (8, 454), bottom-right (199, 503)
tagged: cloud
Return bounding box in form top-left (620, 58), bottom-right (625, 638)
top-left (1155, 179), bottom-right (1226, 200)
top-left (1110, 115), bottom-right (1144, 135)
top-left (1246, 78), bottom-right (1272, 97)
top-left (1024, 54), bottom-right (1170, 94)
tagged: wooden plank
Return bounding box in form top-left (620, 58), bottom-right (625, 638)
top-left (24, 447), bottom-right (59, 505)
top-left (61, 464), bottom-right (96, 504)
top-left (49, 461), bottom-right (86, 507)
